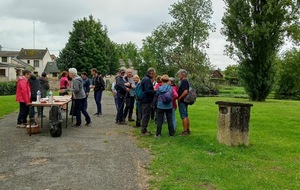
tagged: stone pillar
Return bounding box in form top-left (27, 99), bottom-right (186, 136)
top-left (215, 101), bottom-right (253, 146)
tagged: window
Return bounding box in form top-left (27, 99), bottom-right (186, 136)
top-left (0, 69), bottom-right (5, 76)
top-left (53, 73), bottom-right (58, 77)
top-left (34, 60), bottom-right (39, 67)
top-left (27, 60), bottom-right (30, 64)
top-left (2, 57), bottom-right (7, 62)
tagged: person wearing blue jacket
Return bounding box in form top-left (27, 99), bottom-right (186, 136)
top-left (155, 74), bottom-right (175, 137)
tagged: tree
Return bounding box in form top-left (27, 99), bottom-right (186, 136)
top-left (115, 42), bottom-right (142, 70)
top-left (140, 0), bottom-right (215, 89)
top-left (221, 0), bottom-right (300, 101)
top-left (224, 64), bottom-right (240, 85)
top-left (57, 15), bottom-right (119, 76)
top-left (275, 48), bottom-right (300, 99)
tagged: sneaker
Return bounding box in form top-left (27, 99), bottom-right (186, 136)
top-left (141, 131), bottom-right (152, 136)
top-left (85, 122), bottom-right (92, 126)
top-left (118, 121), bottom-right (127, 125)
top-left (16, 124), bottom-right (25, 128)
top-left (154, 134), bottom-right (161, 138)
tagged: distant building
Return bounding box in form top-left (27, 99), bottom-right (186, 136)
top-left (0, 47), bottom-right (55, 81)
top-left (17, 48), bottom-right (52, 76)
top-left (44, 61), bottom-right (60, 77)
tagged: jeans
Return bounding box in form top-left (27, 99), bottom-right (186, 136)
top-left (116, 94), bottom-right (126, 122)
top-left (74, 98), bottom-right (91, 125)
top-left (156, 108), bottom-right (174, 136)
top-left (83, 96), bottom-right (88, 111)
top-left (114, 94), bottom-right (118, 111)
top-left (141, 103), bottom-right (152, 133)
top-left (136, 100), bottom-right (142, 127)
top-left (172, 108), bottom-right (177, 131)
top-left (17, 102), bottom-right (29, 124)
top-left (123, 96), bottom-right (135, 120)
top-left (179, 102), bottom-right (188, 119)
top-left (94, 90), bottom-right (103, 114)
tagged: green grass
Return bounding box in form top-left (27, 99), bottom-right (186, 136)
top-left (133, 97), bottom-right (300, 190)
top-left (0, 95), bottom-right (19, 118)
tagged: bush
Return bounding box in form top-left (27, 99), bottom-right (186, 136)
top-left (0, 81), bottom-right (17, 96)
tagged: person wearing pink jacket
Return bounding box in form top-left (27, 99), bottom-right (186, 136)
top-left (169, 77), bottom-right (178, 132)
top-left (16, 70), bottom-right (31, 128)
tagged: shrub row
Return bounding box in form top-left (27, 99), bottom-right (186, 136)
top-left (0, 81), bottom-right (17, 96)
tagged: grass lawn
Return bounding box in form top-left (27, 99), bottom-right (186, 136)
top-left (0, 95), bottom-right (19, 118)
top-left (133, 97), bottom-right (300, 189)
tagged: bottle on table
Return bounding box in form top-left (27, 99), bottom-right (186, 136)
top-left (49, 91), bottom-right (53, 103)
top-left (37, 90), bottom-right (41, 103)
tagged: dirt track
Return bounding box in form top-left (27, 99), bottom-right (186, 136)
top-left (0, 92), bottom-right (150, 190)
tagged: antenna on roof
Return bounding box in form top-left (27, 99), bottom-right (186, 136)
top-left (33, 22), bottom-right (35, 49)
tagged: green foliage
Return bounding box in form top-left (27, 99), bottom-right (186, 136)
top-left (0, 81), bottom-right (17, 95)
top-left (140, 0), bottom-right (215, 78)
top-left (275, 48), bottom-right (300, 99)
top-left (134, 97), bottom-right (300, 189)
top-left (57, 15), bottom-right (119, 76)
top-left (115, 42), bottom-right (141, 71)
top-left (221, 0), bottom-right (300, 101)
top-left (0, 95), bottom-right (18, 118)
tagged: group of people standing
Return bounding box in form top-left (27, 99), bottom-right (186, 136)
top-left (16, 70), bottom-right (49, 127)
top-left (16, 67), bottom-right (191, 137)
top-left (113, 67), bottom-right (191, 137)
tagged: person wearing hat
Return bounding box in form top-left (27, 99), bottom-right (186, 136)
top-left (115, 68), bottom-right (130, 125)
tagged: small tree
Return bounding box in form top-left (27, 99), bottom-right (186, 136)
top-left (57, 15), bottom-right (119, 75)
top-left (222, 0), bottom-right (300, 101)
top-left (275, 48), bottom-right (300, 99)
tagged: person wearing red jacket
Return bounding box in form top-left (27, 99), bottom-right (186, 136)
top-left (16, 70), bottom-right (31, 128)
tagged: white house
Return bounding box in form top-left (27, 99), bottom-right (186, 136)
top-left (17, 48), bottom-right (53, 76)
top-left (0, 51), bottom-right (27, 81)
top-left (0, 47), bottom-right (55, 81)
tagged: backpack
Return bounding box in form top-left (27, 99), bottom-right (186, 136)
top-left (49, 106), bottom-right (62, 137)
top-left (135, 83), bottom-right (144, 100)
top-left (184, 86), bottom-right (197, 105)
top-left (160, 87), bottom-right (173, 104)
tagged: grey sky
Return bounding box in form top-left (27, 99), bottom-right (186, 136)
top-left (0, 0), bottom-right (233, 70)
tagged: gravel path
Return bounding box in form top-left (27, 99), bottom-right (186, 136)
top-left (0, 92), bottom-right (150, 190)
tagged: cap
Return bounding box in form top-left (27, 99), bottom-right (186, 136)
top-left (119, 68), bottom-right (126, 73)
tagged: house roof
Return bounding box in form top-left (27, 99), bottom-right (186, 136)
top-left (44, 62), bottom-right (60, 73)
top-left (17, 48), bottom-right (48, 60)
top-left (0, 51), bottom-right (19, 57)
top-left (0, 62), bottom-right (26, 68)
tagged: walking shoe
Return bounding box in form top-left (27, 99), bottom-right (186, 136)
top-left (141, 131), bottom-right (152, 136)
top-left (180, 131), bottom-right (189, 136)
top-left (71, 124), bottom-right (81, 127)
top-left (99, 113), bottom-right (103, 115)
top-left (128, 118), bottom-right (135, 122)
top-left (132, 125), bottom-right (141, 128)
top-left (16, 124), bottom-right (25, 128)
top-left (154, 134), bottom-right (161, 138)
top-left (85, 122), bottom-right (92, 126)
top-left (93, 113), bottom-right (100, 116)
top-left (118, 121), bottom-right (127, 125)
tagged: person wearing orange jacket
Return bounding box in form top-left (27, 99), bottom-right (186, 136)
top-left (16, 69), bottom-right (31, 128)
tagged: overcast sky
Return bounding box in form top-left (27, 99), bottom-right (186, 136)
top-left (0, 0), bottom-right (233, 70)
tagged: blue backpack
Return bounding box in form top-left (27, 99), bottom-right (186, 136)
top-left (160, 87), bottom-right (173, 104)
top-left (135, 83), bottom-right (144, 100)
